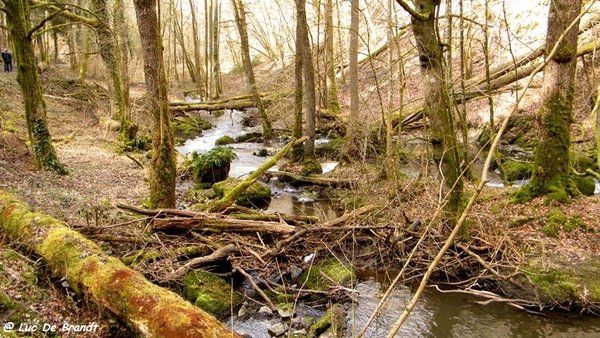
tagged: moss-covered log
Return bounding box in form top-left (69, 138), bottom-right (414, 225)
top-left (152, 216), bottom-right (295, 235)
top-left (265, 171), bottom-right (353, 188)
top-left (208, 136), bottom-right (307, 213)
top-left (0, 190), bottom-right (240, 338)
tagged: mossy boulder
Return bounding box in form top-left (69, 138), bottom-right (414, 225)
top-left (212, 178), bottom-right (271, 207)
top-left (182, 269), bottom-right (240, 318)
top-left (189, 147), bottom-right (238, 185)
top-left (573, 176), bottom-right (596, 196)
top-left (315, 138), bottom-right (343, 160)
top-left (503, 161), bottom-right (533, 183)
top-left (515, 255), bottom-right (600, 310)
top-left (235, 132), bottom-right (262, 143)
top-left (215, 135), bottom-right (236, 146)
top-left (299, 258), bottom-right (356, 293)
top-left (172, 116), bottom-right (211, 144)
top-left (572, 152), bottom-right (598, 172)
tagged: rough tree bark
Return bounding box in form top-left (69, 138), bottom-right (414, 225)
top-left (3, 0), bottom-right (68, 175)
top-left (398, 0), bottom-right (463, 220)
top-left (0, 191), bottom-right (239, 337)
top-left (133, 0), bottom-right (177, 208)
top-left (527, 0), bottom-right (583, 202)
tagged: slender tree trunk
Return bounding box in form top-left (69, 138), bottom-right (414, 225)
top-left (528, 0), bottom-right (583, 202)
top-left (230, 0), bottom-right (273, 138)
top-left (400, 0), bottom-right (463, 220)
top-left (324, 0), bottom-right (340, 114)
top-left (292, 0), bottom-right (305, 161)
top-left (212, 2), bottom-right (222, 98)
top-left (133, 0), bottom-right (177, 209)
top-left (344, 0), bottom-right (360, 160)
top-left (3, 0), bottom-right (68, 175)
top-left (189, 0), bottom-right (204, 99)
top-left (89, 0), bottom-right (136, 142)
top-left (78, 29), bottom-right (91, 82)
top-left (296, 0), bottom-right (317, 157)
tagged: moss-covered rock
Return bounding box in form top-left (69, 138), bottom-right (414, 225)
top-left (516, 255), bottom-right (600, 310)
top-left (212, 178), bottom-right (271, 207)
top-left (189, 147), bottom-right (238, 185)
top-left (235, 132), bottom-right (262, 143)
top-left (182, 269), bottom-right (240, 318)
top-left (573, 175), bottom-right (596, 196)
top-left (299, 258), bottom-right (356, 293)
top-left (215, 135), bottom-right (236, 146)
top-left (503, 161), bottom-right (533, 183)
top-left (572, 152), bottom-right (598, 172)
top-left (315, 138), bottom-right (343, 160)
top-left (172, 116), bottom-right (211, 145)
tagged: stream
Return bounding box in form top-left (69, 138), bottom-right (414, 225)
top-left (176, 110), bottom-right (600, 337)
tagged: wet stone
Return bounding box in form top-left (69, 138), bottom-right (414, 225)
top-left (290, 266), bottom-right (303, 282)
top-left (258, 306), bottom-right (273, 316)
top-left (268, 322), bottom-right (288, 337)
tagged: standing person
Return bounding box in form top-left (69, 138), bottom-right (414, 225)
top-left (2, 49), bottom-right (13, 72)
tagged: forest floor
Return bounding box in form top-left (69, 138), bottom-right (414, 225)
top-left (1, 62), bottom-right (600, 337)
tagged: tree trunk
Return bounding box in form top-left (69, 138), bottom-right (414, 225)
top-left (296, 0), bottom-right (317, 156)
top-left (401, 0), bottom-right (463, 219)
top-left (230, 0), bottom-right (273, 138)
top-left (344, 0), bottom-right (360, 160)
top-left (89, 0), bottom-right (135, 142)
top-left (292, 0), bottom-right (305, 161)
top-left (324, 0), bottom-right (340, 114)
top-left (528, 0), bottom-right (583, 202)
top-left (3, 0), bottom-right (68, 175)
top-left (0, 191), bottom-right (239, 337)
top-left (133, 0), bottom-right (177, 209)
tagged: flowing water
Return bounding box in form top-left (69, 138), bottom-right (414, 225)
top-left (178, 110), bottom-right (600, 337)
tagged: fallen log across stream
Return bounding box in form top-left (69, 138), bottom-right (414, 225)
top-left (0, 190), bottom-right (241, 338)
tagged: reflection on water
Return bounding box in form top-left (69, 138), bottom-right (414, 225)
top-left (348, 279), bottom-right (600, 338)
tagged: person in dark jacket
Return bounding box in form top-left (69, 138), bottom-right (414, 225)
top-left (2, 49), bottom-right (13, 72)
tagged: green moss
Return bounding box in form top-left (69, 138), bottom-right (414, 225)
top-left (212, 178), bottom-right (271, 207)
top-left (574, 176), bottom-right (596, 196)
top-left (235, 132), bottom-right (262, 143)
top-left (215, 135), bottom-right (235, 146)
top-left (572, 152), bottom-right (598, 172)
top-left (315, 138), bottom-right (343, 160)
top-left (189, 147), bottom-right (238, 185)
top-left (299, 258), bottom-right (356, 292)
top-left (502, 161), bottom-right (533, 183)
top-left (171, 117), bottom-right (211, 144)
top-left (542, 209), bottom-right (586, 237)
top-left (523, 256), bottom-right (600, 306)
top-left (181, 269), bottom-right (240, 317)
top-left (552, 46), bottom-right (575, 63)
top-left (300, 156), bottom-right (323, 176)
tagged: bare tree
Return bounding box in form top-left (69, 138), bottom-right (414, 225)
top-left (230, 0), bottom-right (273, 138)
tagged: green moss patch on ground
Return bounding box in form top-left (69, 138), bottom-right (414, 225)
top-left (181, 269), bottom-right (240, 318)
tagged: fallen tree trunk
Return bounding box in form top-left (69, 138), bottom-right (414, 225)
top-left (152, 216), bottom-right (296, 235)
top-left (117, 203), bottom-right (318, 225)
top-left (0, 190), bottom-right (240, 338)
top-left (380, 39), bottom-right (600, 131)
top-left (265, 171), bottom-right (353, 188)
